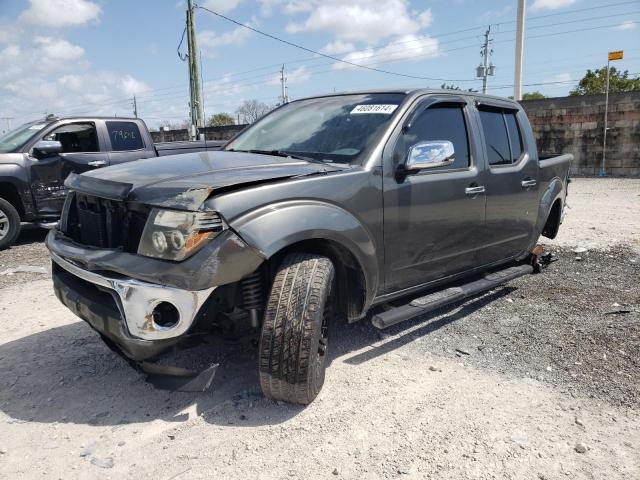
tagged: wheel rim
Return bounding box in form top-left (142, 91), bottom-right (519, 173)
top-left (0, 209), bottom-right (9, 241)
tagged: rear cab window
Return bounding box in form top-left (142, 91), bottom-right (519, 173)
top-left (478, 107), bottom-right (523, 166)
top-left (106, 121), bottom-right (144, 151)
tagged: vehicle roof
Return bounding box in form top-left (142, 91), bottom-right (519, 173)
top-left (298, 88), bottom-right (519, 106)
top-left (50, 116), bottom-right (142, 121)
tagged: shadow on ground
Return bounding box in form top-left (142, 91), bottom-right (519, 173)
top-left (0, 287), bottom-right (512, 428)
top-left (14, 225), bottom-right (49, 246)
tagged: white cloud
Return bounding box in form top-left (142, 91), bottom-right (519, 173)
top-left (478, 5), bottom-right (513, 23)
top-left (283, 1), bottom-right (314, 14)
top-left (321, 40), bottom-right (355, 55)
top-left (547, 72), bottom-right (571, 83)
top-left (333, 34), bottom-right (439, 70)
top-left (121, 75), bottom-right (150, 96)
top-left (20, 0), bottom-right (101, 28)
top-left (0, 30), bottom-right (148, 123)
top-left (616, 20), bottom-right (636, 30)
top-left (417, 9), bottom-right (433, 28)
top-left (266, 66), bottom-right (311, 86)
top-left (198, 23), bottom-right (253, 53)
top-left (201, 0), bottom-right (243, 13)
top-left (34, 37), bottom-right (84, 61)
top-left (530, 0), bottom-right (576, 13)
top-left (286, 0), bottom-right (433, 43)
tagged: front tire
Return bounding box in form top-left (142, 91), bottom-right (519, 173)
top-left (259, 253), bottom-right (335, 405)
top-left (0, 198), bottom-right (21, 250)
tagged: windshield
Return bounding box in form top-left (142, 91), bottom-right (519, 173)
top-left (0, 121), bottom-right (50, 153)
top-left (225, 93), bottom-right (406, 164)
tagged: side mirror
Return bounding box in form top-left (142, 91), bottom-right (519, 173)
top-left (405, 140), bottom-right (455, 172)
top-left (33, 140), bottom-right (62, 158)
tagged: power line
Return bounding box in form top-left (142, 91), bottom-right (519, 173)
top-left (5, 2), bottom-right (639, 121)
top-left (194, 3), bottom-right (477, 83)
top-left (6, 2), bottom-right (638, 115)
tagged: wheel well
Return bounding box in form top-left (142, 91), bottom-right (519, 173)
top-left (0, 182), bottom-right (24, 219)
top-left (542, 198), bottom-right (562, 239)
top-left (269, 239), bottom-right (367, 322)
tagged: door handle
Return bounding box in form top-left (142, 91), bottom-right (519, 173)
top-left (88, 160), bottom-right (107, 167)
top-left (521, 179), bottom-right (537, 188)
top-left (465, 186), bottom-right (486, 196)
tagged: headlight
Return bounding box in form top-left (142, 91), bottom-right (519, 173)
top-left (138, 208), bottom-right (226, 261)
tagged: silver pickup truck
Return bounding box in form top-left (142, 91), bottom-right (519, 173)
top-left (46, 89), bottom-right (572, 404)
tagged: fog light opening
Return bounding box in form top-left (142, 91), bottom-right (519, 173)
top-left (152, 302), bottom-right (180, 329)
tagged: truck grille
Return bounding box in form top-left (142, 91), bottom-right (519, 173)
top-left (62, 192), bottom-right (150, 253)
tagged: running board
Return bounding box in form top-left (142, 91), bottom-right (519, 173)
top-left (372, 264), bottom-right (534, 330)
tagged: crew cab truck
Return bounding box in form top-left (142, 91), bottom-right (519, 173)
top-left (0, 116), bottom-right (223, 249)
top-left (46, 90), bottom-right (571, 404)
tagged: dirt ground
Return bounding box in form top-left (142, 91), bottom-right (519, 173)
top-left (0, 178), bottom-right (638, 479)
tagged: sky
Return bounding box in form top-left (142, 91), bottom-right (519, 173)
top-left (0, 0), bottom-right (638, 131)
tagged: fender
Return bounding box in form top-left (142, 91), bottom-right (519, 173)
top-left (525, 176), bottom-right (564, 253)
top-left (230, 200), bottom-right (379, 312)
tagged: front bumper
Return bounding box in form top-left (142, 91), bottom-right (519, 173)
top-left (52, 252), bottom-right (214, 342)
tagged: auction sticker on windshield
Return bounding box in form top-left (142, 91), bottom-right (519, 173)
top-left (351, 104), bottom-right (398, 114)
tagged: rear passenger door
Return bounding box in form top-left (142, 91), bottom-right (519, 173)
top-left (106, 121), bottom-right (156, 165)
top-left (383, 96), bottom-right (486, 293)
top-left (476, 104), bottom-right (539, 263)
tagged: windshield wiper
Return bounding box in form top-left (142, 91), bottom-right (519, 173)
top-left (227, 149), bottom-right (327, 164)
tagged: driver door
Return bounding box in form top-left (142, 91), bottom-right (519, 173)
top-left (382, 96), bottom-right (486, 293)
top-left (29, 121), bottom-right (107, 215)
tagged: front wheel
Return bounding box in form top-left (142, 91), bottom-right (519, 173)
top-left (0, 198), bottom-right (21, 250)
top-left (259, 253), bottom-right (335, 405)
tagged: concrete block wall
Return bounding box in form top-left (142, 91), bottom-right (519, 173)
top-left (150, 124), bottom-right (247, 143)
top-left (520, 92), bottom-right (640, 177)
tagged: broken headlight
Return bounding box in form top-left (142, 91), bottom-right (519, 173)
top-left (137, 209), bottom-right (225, 261)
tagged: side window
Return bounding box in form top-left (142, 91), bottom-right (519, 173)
top-left (479, 109), bottom-right (511, 166)
top-left (106, 121), bottom-right (144, 151)
top-left (43, 123), bottom-right (99, 153)
top-left (504, 112), bottom-right (523, 162)
top-left (401, 104), bottom-right (470, 169)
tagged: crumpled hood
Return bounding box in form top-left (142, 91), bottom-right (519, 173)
top-left (66, 150), bottom-right (344, 209)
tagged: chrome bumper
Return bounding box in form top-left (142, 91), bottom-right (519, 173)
top-left (51, 252), bottom-right (214, 341)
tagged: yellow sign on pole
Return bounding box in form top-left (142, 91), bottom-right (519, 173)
top-left (608, 51), bottom-right (624, 61)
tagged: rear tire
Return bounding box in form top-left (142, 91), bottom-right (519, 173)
top-left (0, 198), bottom-right (21, 250)
top-left (259, 253), bottom-right (335, 405)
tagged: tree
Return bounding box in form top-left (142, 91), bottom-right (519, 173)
top-left (570, 67), bottom-right (640, 96)
top-left (440, 83), bottom-right (477, 93)
top-left (235, 100), bottom-right (272, 124)
top-left (207, 113), bottom-right (235, 127)
top-left (521, 91), bottom-right (546, 100)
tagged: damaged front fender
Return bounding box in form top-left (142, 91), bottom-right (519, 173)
top-left (46, 228), bottom-right (265, 291)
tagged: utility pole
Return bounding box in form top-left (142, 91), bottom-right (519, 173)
top-left (279, 65), bottom-right (289, 105)
top-left (0, 117), bottom-right (13, 134)
top-left (602, 50), bottom-right (624, 177)
top-left (132, 95), bottom-right (138, 118)
top-left (476, 26), bottom-right (495, 95)
top-left (514, 0), bottom-right (526, 101)
top-left (186, 0), bottom-right (204, 140)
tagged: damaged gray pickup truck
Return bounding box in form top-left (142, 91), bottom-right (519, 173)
top-left (46, 89), bottom-right (571, 404)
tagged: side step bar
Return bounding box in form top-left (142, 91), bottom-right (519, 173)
top-left (372, 264), bottom-right (534, 329)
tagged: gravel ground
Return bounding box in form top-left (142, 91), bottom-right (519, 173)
top-left (0, 178), bottom-right (638, 479)
top-left (0, 226), bottom-right (49, 289)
